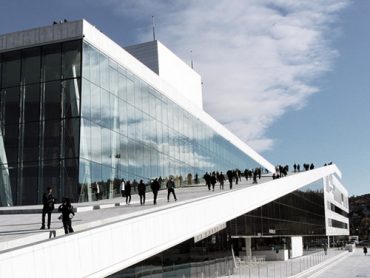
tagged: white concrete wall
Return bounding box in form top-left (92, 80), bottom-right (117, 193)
top-left (0, 166), bottom-right (342, 277)
top-left (157, 41), bottom-right (203, 109)
top-left (323, 173), bottom-right (349, 236)
top-left (291, 236), bottom-right (303, 258)
top-left (0, 20), bottom-right (82, 52)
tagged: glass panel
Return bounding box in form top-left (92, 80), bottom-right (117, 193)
top-left (43, 120), bottom-right (61, 160)
top-left (82, 42), bottom-right (91, 80)
top-left (64, 118), bottom-right (80, 158)
top-left (81, 79), bottom-right (91, 120)
top-left (42, 44), bottom-right (61, 82)
top-left (62, 40), bottom-right (81, 79)
top-left (21, 47), bottom-right (41, 84)
top-left (100, 53), bottom-right (109, 91)
top-left (80, 118), bottom-right (91, 160)
top-left (23, 84), bottom-right (40, 122)
top-left (1, 51), bottom-right (21, 88)
top-left (22, 122), bottom-right (40, 162)
top-left (62, 78), bottom-right (81, 118)
top-left (42, 160), bottom-right (60, 197)
top-left (101, 127), bottom-right (111, 167)
top-left (63, 159), bottom-right (79, 202)
top-left (44, 81), bottom-right (61, 120)
top-left (3, 124), bottom-right (18, 164)
top-left (90, 83), bottom-right (101, 124)
top-left (90, 44), bottom-right (100, 85)
top-left (91, 121), bottom-right (102, 163)
top-left (20, 162), bottom-right (38, 205)
top-left (3, 87), bottom-right (20, 125)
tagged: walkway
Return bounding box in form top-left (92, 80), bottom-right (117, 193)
top-left (0, 176), bottom-right (270, 252)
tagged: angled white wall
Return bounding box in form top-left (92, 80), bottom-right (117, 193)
top-left (0, 165), bottom-right (344, 278)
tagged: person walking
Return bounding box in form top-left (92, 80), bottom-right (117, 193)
top-left (218, 172), bottom-right (225, 190)
top-left (226, 170), bottom-right (233, 189)
top-left (138, 180), bottom-right (146, 205)
top-left (364, 246), bottom-right (368, 256)
top-left (166, 177), bottom-right (177, 202)
top-left (40, 187), bottom-right (56, 230)
top-left (58, 198), bottom-right (75, 234)
top-left (125, 180), bottom-right (132, 204)
top-left (120, 179), bottom-right (125, 197)
top-left (323, 243), bottom-right (328, 255)
top-left (210, 173), bottom-right (217, 191)
top-left (151, 178), bottom-right (160, 205)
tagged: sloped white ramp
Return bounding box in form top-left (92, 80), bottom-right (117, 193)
top-left (0, 165), bottom-right (341, 278)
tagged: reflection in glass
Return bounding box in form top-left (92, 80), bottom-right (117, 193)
top-left (42, 44), bottom-right (61, 82)
top-left (22, 47), bottom-right (41, 85)
top-left (24, 84), bottom-right (40, 122)
top-left (1, 51), bottom-right (21, 88)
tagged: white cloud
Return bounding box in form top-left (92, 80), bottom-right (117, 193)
top-left (103, 0), bottom-right (349, 152)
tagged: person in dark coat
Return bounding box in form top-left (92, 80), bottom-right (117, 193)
top-left (364, 246), bottom-right (367, 256)
top-left (151, 178), bottom-right (160, 205)
top-left (218, 172), bottom-right (225, 190)
top-left (58, 197), bottom-right (75, 234)
top-left (226, 170), bottom-right (233, 189)
top-left (125, 180), bottom-right (132, 204)
top-left (40, 187), bottom-right (56, 230)
top-left (210, 173), bottom-right (217, 191)
top-left (166, 177), bottom-right (177, 202)
top-left (138, 180), bottom-right (146, 205)
top-left (204, 172), bottom-right (211, 190)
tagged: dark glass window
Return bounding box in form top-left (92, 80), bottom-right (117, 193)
top-left (43, 120), bottom-right (61, 160)
top-left (62, 41), bottom-right (81, 79)
top-left (20, 162), bottom-right (39, 205)
top-left (64, 118), bottom-right (80, 158)
top-left (62, 78), bottom-right (81, 118)
top-left (1, 51), bottom-right (21, 88)
top-left (3, 124), bottom-right (19, 164)
top-left (42, 44), bottom-right (61, 82)
top-left (42, 160), bottom-right (60, 197)
top-left (3, 87), bottom-right (20, 125)
top-left (63, 159), bottom-right (79, 202)
top-left (23, 84), bottom-right (40, 122)
top-left (21, 47), bottom-right (41, 84)
top-left (44, 81), bottom-right (61, 120)
top-left (22, 122), bottom-right (40, 162)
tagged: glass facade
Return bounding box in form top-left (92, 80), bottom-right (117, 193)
top-left (0, 40), bottom-right (81, 205)
top-left (0, 39), bottom-right (260, 205)
top-left (229, 181), bottom-right (326, 237)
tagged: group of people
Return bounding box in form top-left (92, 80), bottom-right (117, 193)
top-left (293, 163), bottom-right (315, 172)
top-left (40, 187), bottom-right (74, 235)
top-left (119, 177), bottom-right (177, 206)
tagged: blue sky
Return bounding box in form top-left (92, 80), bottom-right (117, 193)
top-left (0, 0), bottom-right (368, 196)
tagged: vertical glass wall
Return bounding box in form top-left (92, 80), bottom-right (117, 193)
top-left (0, 39), bottom-right (263, 205)
top-left (79, 41), bottom-right (261, 202)
top-left (0, 40), bottom-right (81, 205)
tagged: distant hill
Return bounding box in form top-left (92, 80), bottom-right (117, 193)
top-left (349, 194), bottom-right (370, 240)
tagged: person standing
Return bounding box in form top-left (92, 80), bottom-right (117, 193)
top-left (151, 178), bottom-right (160, 205)
top-left (40, 187), bottom-right (56, 230)
top-left (138, 180), bottom-right (146, 205)
top-left (166, 177), bottom-right (177, 202)
top-left (120, 179), bottom-right (125, 197)
top-left (364, 246), bottom-right (368, 256)
top-left (125, 180), bottom-right (132, 204)
top-left (58, 198), bottom-right (75, 234)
